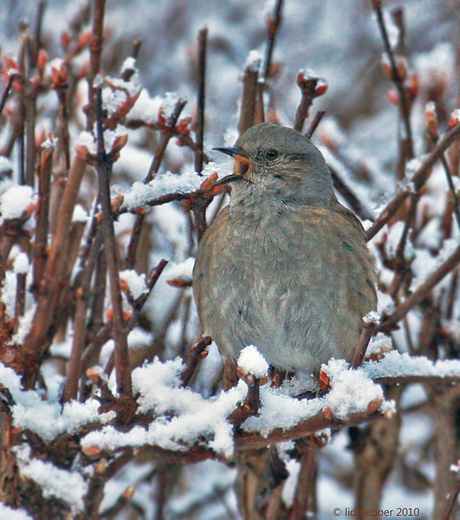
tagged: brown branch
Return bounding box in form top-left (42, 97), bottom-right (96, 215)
top-left (305, 110), bottom-right (326, 139)
top-left (238, 59), bottom-right (260, 135)
top-left (263, 0), bottom-right (283, 83)
top-left (32, 145), bottom-right (53, 293)
top-left (125, 99), bottom-right (187, 269)
top-left (366, 123), bottom-right (460, 241)
top-left (21, 155), bottom-right (87, 387)
top-left (194, 27), bottom-right (207, 175)
top-left (81, 259), bottom-right (168, 375)
top-left (289, 440), bottom-right (319, 520)
top-left (0, 75), bottom-right (15, 117)
top-left (86, 0), bottom-right (106, 129)
top-left (441, 479), bottom-right (460, 520)
top-left (180, 336), bottom-right (212, 387)
top-left (329, 165), bottom-right (374, 221)
top-left (380, 243), bottom-right (460, 331)
top-left (429, 131), bottom-right (460, 231)
top-left (32, 1), bottom-right (47, 63)
top-left (372, 1), bottom-right (413, 171)
top-left (62, 231), bottom-right (104, 403)
top-left (294, 73), bottom-right (321, 133)
top-left (95, 88), bottom-right (133, 407)
top-left (350, 323), bottom-right (378, 368)
top-left (13, 273), bottom-right (27, 333)
top-left (236, 408), bottom-right (385, 451)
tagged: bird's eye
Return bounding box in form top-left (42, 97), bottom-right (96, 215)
top-left (265, 149), bottom-right (279, 161)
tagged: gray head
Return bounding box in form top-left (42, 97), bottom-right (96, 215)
top-left (214, 123), bottom-right (336, 206)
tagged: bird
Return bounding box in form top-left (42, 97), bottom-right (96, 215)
top-left (193, 123), bottom-right (377, 380)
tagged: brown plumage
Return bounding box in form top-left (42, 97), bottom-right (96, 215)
top-left (193, 123), bottom-right (376, 376)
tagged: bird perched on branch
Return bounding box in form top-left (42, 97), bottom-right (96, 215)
top-left (193, 123), bottom-right (376, 380)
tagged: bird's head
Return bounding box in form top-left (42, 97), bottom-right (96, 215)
top-left (213, 123), bottom-right (336, 206)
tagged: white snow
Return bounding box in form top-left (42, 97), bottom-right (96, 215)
top-left (364, 350), bottom-right (460, 379)
top-left (237, 345), bottom-right (269, 378)
top-left (76, 125), bottom-right (128, 156)
top-left (362, 310), bottom-right (381, 325)
top-left (14, 444), bottom-right (88, 513)
top-left (0, 503), bottom-right (33, 520)
top-left (164, 257), bottom-right (195, 284)
top-left (0, 185), bottom-right (35, 220)
top-left (72, 204), bottom-right (89, 223)
top-left (122, 170), bottom-right (206, 211)
top-left (244, 50), bottom-right (262, 71)
top-left (82, 357), bottom-right (247, 457)
top-left (12, 304), bottom-right (36, 345)
top-left (244, 358), bottom-right (391, 436)
top-left (120, 269), bottom-right (148, 300)
top-left (410, 238), bottom-right (458, 291)
top-left (0, 362), bottom-right (115, 442)
top-left (13, 253), bottom-right (29, 274)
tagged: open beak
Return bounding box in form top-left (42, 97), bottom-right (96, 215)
top-left (212, 146), bottom-right (250, 187)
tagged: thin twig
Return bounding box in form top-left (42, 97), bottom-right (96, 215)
top-left (366, 123), bottom-right (460, 241)
top-left (306, 110), bottom-right (326, 139)
top-left (95, 89), bottom-right (133, 407)
top-left (239, 59), bottom-right (260, 135)
top-left (32, 1), bottom-right (47, 63)
top-left (294, 74), bottom-right (320, 133)
top-left (0, 75), bottom-right (15, 117)
top-left (194, 27), bottom-right (207, 174)
top-left (125, 99), bottom-right (187, 269)
top-left (328, 165), bottom-right (374, 221)
top-left (32, 145), bottom-right (53, 293)
top-left (86, 0), bottom-right (106, 129)
top-left (63, 231), bottom-right (103, 403)
top-left (350, 323), bottom-right (378, 368)
top-left (180, 336), bottom-right (212, 387)
top-left (380, 243), bottom-right (460, 331)
top-left (263, 0), bottom-right (284, 83)
top-left (372, 1), bottom-right (413, 172)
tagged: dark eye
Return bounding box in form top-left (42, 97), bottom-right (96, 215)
top-left (265, 149), bottom-right (279, 161)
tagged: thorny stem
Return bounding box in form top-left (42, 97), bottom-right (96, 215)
top-left (95, 88), bottom-right (132, 401)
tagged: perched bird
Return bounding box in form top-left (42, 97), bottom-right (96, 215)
top-left (193, 123), bottom-right (376, 378)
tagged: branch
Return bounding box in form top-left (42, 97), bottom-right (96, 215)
top-left (263, 0), bottom-right (284, 83)
top-left (180, 336), bottom-right (212, 387)
top-left (95, 88), bottom-right (133, 409)
top-left (194, 27), bottom-right (207, 174)
top-left (379, 243), bottom-right (460, 330)
top-left (366, 123), bottom-right (460, 241)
